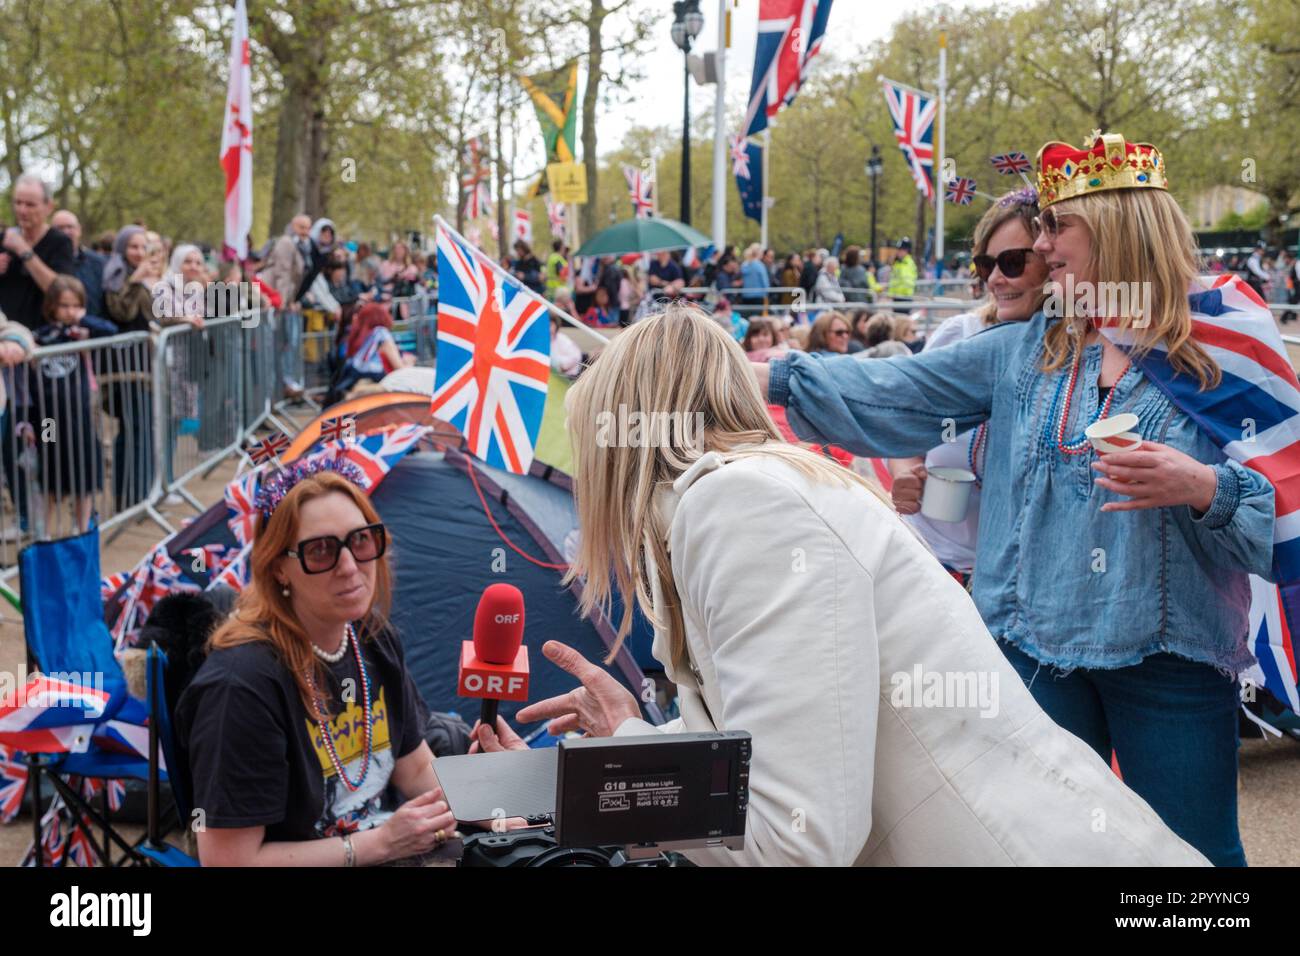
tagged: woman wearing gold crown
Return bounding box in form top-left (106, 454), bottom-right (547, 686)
top-left (754, 131), bottom-right (1281, 866)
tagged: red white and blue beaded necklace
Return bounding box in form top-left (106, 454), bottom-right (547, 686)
top-left (1051, 327), bottom-right (1130, 456)
top-left (307, 622), bottom-right (374, 792)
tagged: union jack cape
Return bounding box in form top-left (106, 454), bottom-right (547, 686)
top-left (431, 219), bottom-right (551, 475)
top-left (1098, 274), bottom-right (1300, 717)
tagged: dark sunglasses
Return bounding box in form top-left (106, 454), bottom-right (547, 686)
top-left (286, 523), bottom-right (387, 574)
top-left (829, 328), bottom-right (850, 337)
top-left (973, 248), bottom-right (1041, 282)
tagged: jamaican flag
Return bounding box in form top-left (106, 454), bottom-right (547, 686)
top-left (520, 61), bottom-right (579, 196)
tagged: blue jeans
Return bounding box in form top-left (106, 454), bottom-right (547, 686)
top-left (997, 639), bottom-right (1246, 867)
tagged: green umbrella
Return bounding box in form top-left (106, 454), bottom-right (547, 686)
top-left (575, 217), bottom-right (713, 257)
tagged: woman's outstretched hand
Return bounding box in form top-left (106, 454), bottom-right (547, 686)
top-left (513, 640), bottom-right (642, 738)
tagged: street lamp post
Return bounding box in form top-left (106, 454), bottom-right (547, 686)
top-left (671, 0), bottom-right (704, 225)
top-left (865, 145), bottom-right (883, 267)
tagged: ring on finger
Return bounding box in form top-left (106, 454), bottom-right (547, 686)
top-left (434, 828), bottom-right (445, 844)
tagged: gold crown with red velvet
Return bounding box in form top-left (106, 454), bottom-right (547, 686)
top-left (1034, 130), bottom-right (1167, 208)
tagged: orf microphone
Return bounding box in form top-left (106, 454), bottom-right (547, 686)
top-left (458, 583), bottom-right (530, 732)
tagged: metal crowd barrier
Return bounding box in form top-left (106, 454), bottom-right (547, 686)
top-left (0, 332), bottom-right (155, 571)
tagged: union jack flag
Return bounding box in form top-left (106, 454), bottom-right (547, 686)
top-left (461, 136), bottom-right (492, 221)
top-left (320, 415), bottom-right (356, 445)
top-left (945, 176), bottom-right (977, 206)
top-left (545, 197), bottom-right (567, 239)
top-left (0, 744), bottom-right (26, 823)
top-left (339, 424), bottom-right (429, 489)
top-left (730, 135), bottom-right (752, 179)
top-left (622, 164), bottom-right (654, 219)
top-left (432, 222), bottom-right (550, 474)
top-left (0, 675), bottom-right (115, 752)
top-left (225, 468), bottom-right (261, 545)
top-left (882, 78), bottom-right (937, 200)
top-left (100, 571), bottom-right (130, 606)
top-left (82, 775), bottom-right (127, 813)
top-left (1098, 274), bottom-right (1300, 719)
top-left (65, 818), bottom-right (98, 866)
top-left (248, 431), bottom-right (290, 465)
top-left (211, 544), bottom-right (251, 593)
top-left (744, 0), bottom-right (835, 137)
top-left (990, 151), bottom-right (1032, 175)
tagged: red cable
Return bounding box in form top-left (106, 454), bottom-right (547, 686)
top-left (460, 452), bottom-right (570, 571)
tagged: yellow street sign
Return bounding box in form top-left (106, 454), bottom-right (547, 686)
top-left (547, 161), bottom-right (588, 205)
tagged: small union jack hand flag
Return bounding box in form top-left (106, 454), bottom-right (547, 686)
top-left (248, 431), bottom-right (291, 466)
top-left (320, 416), bottom-right (356, 444)
top-left (945, 176), bottom-right (977, 206)
top-left (989, 152), bottom-right (1032, 175)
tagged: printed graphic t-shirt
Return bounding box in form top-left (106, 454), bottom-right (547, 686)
top-left (176, 622), bottom-right (426, 842)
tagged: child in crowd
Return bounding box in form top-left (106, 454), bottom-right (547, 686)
top-left (23, 276), bottom-right (115, 533)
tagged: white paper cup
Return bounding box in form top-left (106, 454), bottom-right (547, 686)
top-left (1090, 431), bottom-right (1142, 454)
top-left (1086, 413), bottom-right (1138, 455)
top-left (921, 467), bottom-right (977, 523)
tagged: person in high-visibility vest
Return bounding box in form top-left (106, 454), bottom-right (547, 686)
top-left (544, 239), bottom-right (569, 299)
top-left (887, 236), bottom-right (918, 302)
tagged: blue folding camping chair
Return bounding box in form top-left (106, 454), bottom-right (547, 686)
top-left (7, 525), bottom-right (195, 866)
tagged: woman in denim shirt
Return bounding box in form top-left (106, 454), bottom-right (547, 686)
top-left (757, 133), bottom-right (1271, 866)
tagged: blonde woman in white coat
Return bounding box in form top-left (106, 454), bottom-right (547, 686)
top-left (477, 304), bottom-right (1207, 868)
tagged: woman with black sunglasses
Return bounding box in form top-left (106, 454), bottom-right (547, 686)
top-left (887, 188), bottom-right (1048, 587)
top-left (175, 462), bottom-right (491, 865)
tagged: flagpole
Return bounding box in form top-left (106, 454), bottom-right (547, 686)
top-left (711, 0), bottom-right (727, 251)
top-left (935, 31), bottom-right (947, 271)
top-left (761, 126), bottom-right (771, 250)
top-left (433, 214), bottom-right (608, 351)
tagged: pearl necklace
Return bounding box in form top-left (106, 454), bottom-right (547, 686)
top-left (307, 622), bottom-right (373, 793)
top-left (312, 626), bottom-right (349, 664)
top-left (1050, 339), bottom-right (1130, 456)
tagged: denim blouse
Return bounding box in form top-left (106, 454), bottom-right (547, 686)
top-left (768, 313), bottom-right (1274, 675)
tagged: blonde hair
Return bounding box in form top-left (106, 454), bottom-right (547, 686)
top-left (564, 303), bottom-right (887, 668)
top-left (1041, 188), bottom-right (1219, 388)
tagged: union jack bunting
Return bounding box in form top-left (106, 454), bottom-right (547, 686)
top-left (1097, 274), bottom-right (1300, 718)
top-left (945, 176), bottom-right (977, 205)
top-left (622, 164), bottom-right (654, 218)
top-left (990, 151), bottom-right (1032, 175)
top-left (432, 222), bottom-right (550, 474)
top-left (881, 78), bottom-right (937, 200)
